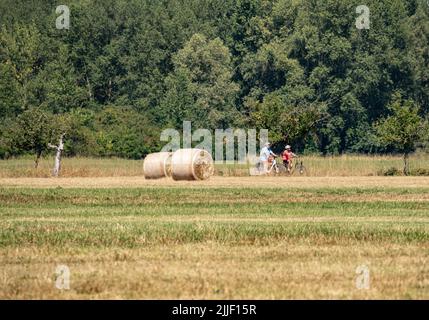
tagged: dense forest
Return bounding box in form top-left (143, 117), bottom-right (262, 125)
top-left (0, 0), bottom-right (428, 160)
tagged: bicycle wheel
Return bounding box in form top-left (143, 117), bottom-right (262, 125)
top-left (267, 164), bottom-right (276, 176)
top-left (251, 161), bottom-right (263, 175)
top-left (277, 163), bottom-right (287, 174)
top-left (297, 162), bottom-right (306, 175)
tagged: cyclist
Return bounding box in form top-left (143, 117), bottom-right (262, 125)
top-left (260, 142), bottom-right (277, 174)
top-left (282, 145), bottom-right (297, 173)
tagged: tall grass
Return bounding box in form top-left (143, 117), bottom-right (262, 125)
top-left (297, 154), bottom-right (429, 176)
top-left (215, 154), bottom-right (429, 177)
top-left (0, 157), bottom-right (143, 178)
top-left (0, 154), bottom-right (428, 177)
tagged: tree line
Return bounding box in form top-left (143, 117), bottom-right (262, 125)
top-left (0, 0), bottom-right (428, 162)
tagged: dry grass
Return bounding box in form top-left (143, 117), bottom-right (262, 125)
top-left (1, 175), bottom-right (429, 189)
top-left (0, 181), bottom-right (428, 299)
top-left (1, 154), bottom-right (429, 178)
top-left (296, 153), bottom-right (429, 176)
top-left (1, 242), bottom-right (427, 299)
top-left (0, 157), bottom-right (143, 178)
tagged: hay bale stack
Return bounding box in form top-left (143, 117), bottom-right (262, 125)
top-left (143, 152), bottom-right (172, 179)
top-left (171, 148), bottom-right (214, 181)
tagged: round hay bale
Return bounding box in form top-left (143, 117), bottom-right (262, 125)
top-left (171, 148), bottom-right (214, 181)
top-left (143, 152), bottom-right (172, 179)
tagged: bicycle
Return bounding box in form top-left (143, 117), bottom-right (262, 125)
top-left (254, 156), bottom-right (286, 175)
top-left (290, 160), bottom-right (306, 175)
top-left (270, 156), bottom-right (291, 175)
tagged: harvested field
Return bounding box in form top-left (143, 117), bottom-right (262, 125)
top-left (0, 176), bottom-right (428, 299)
top-left (0, 175), bottom-right (429, 189)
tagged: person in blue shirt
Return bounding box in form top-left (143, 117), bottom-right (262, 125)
top-left (259, 142), bottom-right (277, 174)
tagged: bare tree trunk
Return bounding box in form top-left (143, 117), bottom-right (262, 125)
top-left (49, 134), bottom-right (64, 177)
top-left (403, 153), bottom-right (409, 176)
top-left (34, 150), bottom-right (42, 169)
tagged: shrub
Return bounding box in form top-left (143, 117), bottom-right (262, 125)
top-left (410, 168), bottom-right (429, 176)
top-left (378, 167), bottom-right (402, 176)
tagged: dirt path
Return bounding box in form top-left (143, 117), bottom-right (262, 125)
top-left (1, 176), bottom-right (429, 188)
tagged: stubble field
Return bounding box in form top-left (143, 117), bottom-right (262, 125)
top-left (0, 175), bottom-right (428, 299)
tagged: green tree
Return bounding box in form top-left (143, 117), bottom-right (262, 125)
top-left (12, 108), bottom-right (56, 167)
top-left (63, 108), bottom-right (98, 156)
top-left (0, 23), bottom-right (43, 110)
top-left (39, 45), bottom-right (87, 113)
top-left (95, 107), bottom-right (160, 159)
top-left (160, 33), bottom-right (241, 129)
top-left (250, 93), bottom-right (327, 149)
top-left (0, 62), bottom-right (20, 117)
top-left (374, 93), bottom-right (428, 175)
top-left (0, 0), bottom-right (428, 158)
top-left (406, 2), bottom-right (429, 114)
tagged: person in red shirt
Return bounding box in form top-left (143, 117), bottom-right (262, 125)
top-left (282, 145), bottom-right (297, 173)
